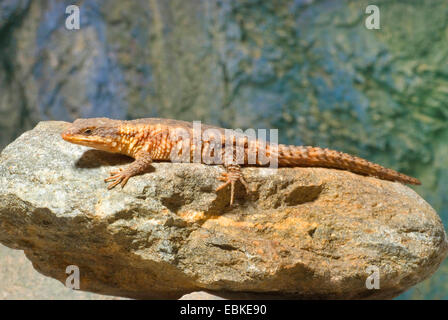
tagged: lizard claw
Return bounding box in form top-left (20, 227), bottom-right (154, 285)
top-left (103, 153), bottom-right (153, 190)
top-left (104, 168), bottom-right (131, 189)
top-left (215, 166), bottom-right (250, 205)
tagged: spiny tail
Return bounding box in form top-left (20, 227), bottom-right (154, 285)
top-left (275, 145), bottom-right (421, 185)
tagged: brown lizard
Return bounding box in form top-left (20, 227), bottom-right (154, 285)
top-left (61, 117), bottom-right (421, 205)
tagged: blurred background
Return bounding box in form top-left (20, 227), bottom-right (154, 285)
top-left (0, 0), bottom-right (447, 299)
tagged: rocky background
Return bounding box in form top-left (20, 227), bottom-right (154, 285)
top-left (0, 0), bottom-right (447, 299)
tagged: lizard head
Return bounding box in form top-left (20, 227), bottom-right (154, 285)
top-left (61, 118), bottom-right (122, 153)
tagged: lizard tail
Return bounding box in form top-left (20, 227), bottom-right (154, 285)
top-left (276, 145), bottom-right (421, 185)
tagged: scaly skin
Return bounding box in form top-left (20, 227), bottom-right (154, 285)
top-left (61, 117), bottom-right (421, 205)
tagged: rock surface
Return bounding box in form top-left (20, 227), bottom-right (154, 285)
top-left (0, 121), bottom-right (446, 299)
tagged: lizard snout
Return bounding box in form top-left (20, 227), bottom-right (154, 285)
top-left (61, 130), bottom-right (71, 141)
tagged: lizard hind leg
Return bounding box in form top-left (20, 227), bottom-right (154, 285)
top-left (215, 164), bottom-right (249, 205)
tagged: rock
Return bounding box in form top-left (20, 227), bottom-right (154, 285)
top-left (179, 291), bottom-right (226, 300)
top-left (0, 121), bottom-right (446, 299)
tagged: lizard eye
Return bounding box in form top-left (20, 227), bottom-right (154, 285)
top-left (84, 128), bottom-right (93, 134)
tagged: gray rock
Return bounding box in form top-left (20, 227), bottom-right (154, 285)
top-left (0, 121), bottom-right (446, 299)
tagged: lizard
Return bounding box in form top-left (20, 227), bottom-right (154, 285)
top-left (61, 117), bottom-right (421, 205)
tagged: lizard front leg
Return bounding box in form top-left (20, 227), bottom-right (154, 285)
top-left (215, 164), bottom-right (250, 205)
top-left (104, 151), bottom-right (153, 189)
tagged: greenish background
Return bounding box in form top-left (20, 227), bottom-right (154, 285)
top-left (0, 0), bottom-right (446, 299)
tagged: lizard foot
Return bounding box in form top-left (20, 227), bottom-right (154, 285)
top-left (104, 168), bottom-right (132, 189)
top-left (104, 153), bottom-right (153, 190)
top-left (215, 165), bottom-right (249, 205)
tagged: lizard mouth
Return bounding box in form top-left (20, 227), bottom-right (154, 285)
top-left (61, 133), bottom-right (100, 146)
top-left (61, 133), bottom-right (88, 144)
top-left (61, 132), bottom-right (118, 153)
